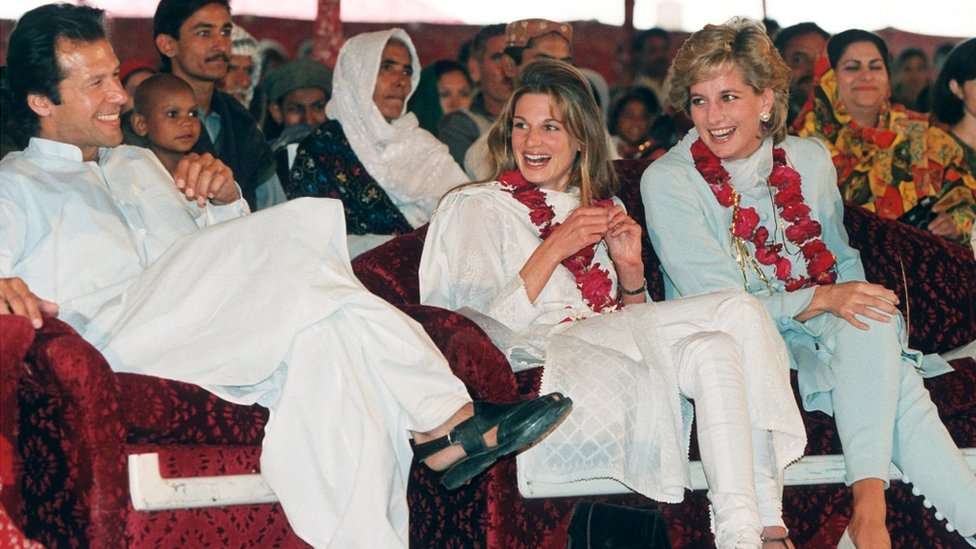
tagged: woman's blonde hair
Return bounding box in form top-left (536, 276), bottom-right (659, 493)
top-left (665, 18), bottom-right (791, 143)
top-left (484, 58), bottom-right (619, 205)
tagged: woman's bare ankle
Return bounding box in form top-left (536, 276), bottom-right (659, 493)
top-left (761, 525), bottom-right (793, 548)
top-left (849, 478), bottom-right (890, 548)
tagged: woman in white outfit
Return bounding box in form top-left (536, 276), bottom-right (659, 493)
top-left (419, 58), bottom-right (807, 548)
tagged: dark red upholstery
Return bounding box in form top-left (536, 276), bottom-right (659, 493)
top-left (2, 158), bottom-right (974, 548)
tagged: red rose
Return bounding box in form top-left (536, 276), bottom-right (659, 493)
top-left (775, 257), bottom-right (793, 279)
top-left (754, 243), bottom-right (781, 265)
top-left (800, 240), bottom-right (827, 260)
top-left (772, 148), bottom-right (786, 164)
top-left (815, 270), bottom-right (837, 285)
top-left (770, 164), bottom-right (801, 188)
top-left (579, 267), bottom-right (614, 306)
top-left (752, 226), bottom-right (770, 246)
top-left (774, 181), bottom-right (803, 206)
top-left (713, 184), bottom-right (735, 207)
top-left (807, 249), bottom-right (836, 277)
top-left (733, 207), bottom-right (760, 237)
top-left (784, 278), bottom-right (807, 292)
top-left (785, 218), bottom-right (822, 243)
top-left (780, 202), bottom-right (811, 222)
top-left (529, 205), bottom-right (554, 226)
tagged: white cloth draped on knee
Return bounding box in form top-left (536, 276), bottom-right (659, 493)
top-left (94, 199), bottom-right (471, 547)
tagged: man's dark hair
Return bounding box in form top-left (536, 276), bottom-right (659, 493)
top-left (432, 59), bottom-right (473, 87)
top-left (932, 38), bottom-right (976, 125)
top-left (470, 24), bottom-right (506, 62)
top-left (153, 0), bottom-right (231, 72)
top-left (456, 39), bottom-right (472, 68)
top-left (608, 86), bottom-right (661, 136)
top-left (773, 22), bottom-right (830, 55)
top-left (896, 47), bottom-right (928, 68)
top-left (827, 29), bottom-right (891, 75)
top-left (7, 3), bottom-right (106, 144)
top-left (630, 27), bottom-right (670, 54)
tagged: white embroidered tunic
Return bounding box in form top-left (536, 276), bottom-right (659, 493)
top-left (420, 183), bottom-right (805, 503)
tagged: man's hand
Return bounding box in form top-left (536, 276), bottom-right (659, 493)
top-left (0, 277), bottom-right (58, 329)
top-left (172, 153), bottom-right (240, 207)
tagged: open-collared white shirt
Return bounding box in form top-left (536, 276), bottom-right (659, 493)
top-left (0, 137), bottom-right (248, 333)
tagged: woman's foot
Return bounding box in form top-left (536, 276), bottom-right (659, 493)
top-left (846, 479), bottom-right (891, 548)
top-left (761, 526), bottom-right (794, 548)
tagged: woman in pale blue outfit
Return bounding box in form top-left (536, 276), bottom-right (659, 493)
top-left (641, 19), bottom-right (976, 548)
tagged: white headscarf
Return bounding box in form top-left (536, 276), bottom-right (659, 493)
top-left (327, 28), bottom-right (469, 228)
top-left (229, 23), bottom-right (261, 108)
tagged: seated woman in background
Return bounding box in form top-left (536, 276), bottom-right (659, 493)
top-left (794, 29), bottom-right (976, 243)
top-left (930, 38), bottom-right (976, 245)
top-left (421, 58), bottom-right (807, 549)
top-left (607, 86), bottom-right (674, 161)
top-left (285, 29), bottom-right (468, 257)
top-left (408, 59), bottom-right (474, 135)
top-left (642, 19), bottom-right (976, 548)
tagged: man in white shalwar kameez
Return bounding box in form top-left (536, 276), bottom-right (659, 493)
top-left (0, 5), bottom-right (570, 547)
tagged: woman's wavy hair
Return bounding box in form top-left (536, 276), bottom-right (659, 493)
top-left (485, 58), bottom-right (618, 205)
top-left (665, 18), bottom-right (791, 143)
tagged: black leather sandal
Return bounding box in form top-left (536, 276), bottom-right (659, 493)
top-left (411, 392), bottom-right (572, 490)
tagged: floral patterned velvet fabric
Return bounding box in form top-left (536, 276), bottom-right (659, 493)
top-left (2, 159), bottom-right (974, 548)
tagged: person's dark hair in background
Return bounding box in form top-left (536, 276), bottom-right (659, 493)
top-left (774, 22), bottom-right (830, 125)
top-left (827, 29), bottom-right (891, 75)
top-left (457, 39), bottom-right (473, 81)
top-left (1, 66), bottom-right (21, 159)
top-left (933, 41), bottom-right (957, 72)
top-left (409, 60), bottom-right (472, 135)
top-left (893, 47), bottom-right (931, 111)
top-left (630, 27), bottom-right (671, 82)
top-left (436, 23), bottom-right (511, 166)
top-left (608, 86), bottom-right (676, 161)
top-left (762, 17), bottom-right (780, 38)
top-left (932, 38), bottom-right (976, 127)
top-left (152, 0), bottom-right (231, 72)
top-left (773, 22), bottom-right (830, 57)
top-left (6, 4), bottom-right (107, 146)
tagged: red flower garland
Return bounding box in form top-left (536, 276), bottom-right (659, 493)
top-left (691, 139), bottom-right (838, 291)
top-left (498, 170), bottom-right (619, 313)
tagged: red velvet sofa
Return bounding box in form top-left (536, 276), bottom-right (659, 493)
top-left (2, 159), bottom-right (974, 548)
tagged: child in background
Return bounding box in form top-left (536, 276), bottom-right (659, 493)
top-left (130, 74), bottom-right (202, 177)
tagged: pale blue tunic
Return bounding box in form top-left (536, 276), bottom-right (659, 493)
top-left (641, 130), bottom-right (975, 539)
top-left (641, 131), bottom-right (951, 416)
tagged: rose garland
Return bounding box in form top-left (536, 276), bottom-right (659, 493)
top-left (498, 170), bottom-right (619, 313)
top-left (690, 138), bottom-right (838, 291)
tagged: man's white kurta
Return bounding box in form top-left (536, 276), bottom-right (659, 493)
top-left (0, 138), bottom-right (470, 547)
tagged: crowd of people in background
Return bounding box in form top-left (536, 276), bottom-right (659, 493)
top-left (2, 6), bottom-right (973, 247)
top-left (1, 2), bottom-right (975, 548)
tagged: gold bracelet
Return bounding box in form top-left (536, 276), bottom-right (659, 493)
top-left (620, 279), bottom-right (646, 296)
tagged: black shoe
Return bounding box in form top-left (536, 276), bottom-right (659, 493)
top-left (411, 392), bottom-right (572, 490)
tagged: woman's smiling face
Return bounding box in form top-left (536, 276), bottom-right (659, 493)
top-left (688, 63), bottom-right (773, 161)
top-left (511, 92), bottom-right (579, 191)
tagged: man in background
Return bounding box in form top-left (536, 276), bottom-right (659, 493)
top-left (153, 0), bottom-right (284, 209)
